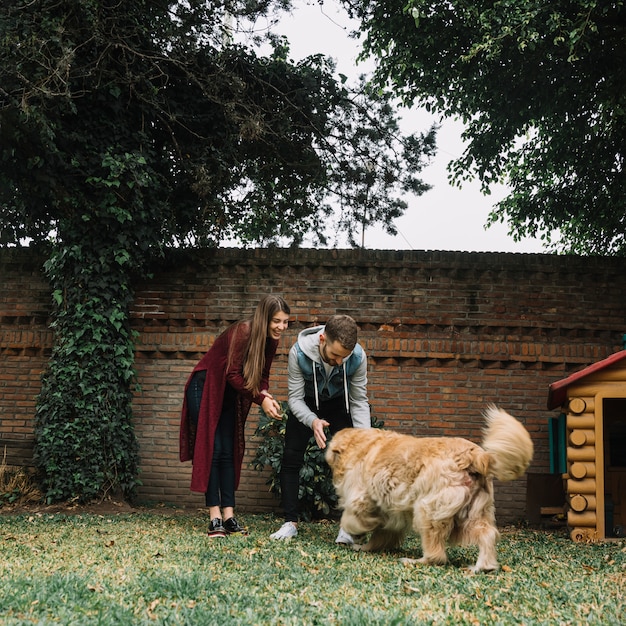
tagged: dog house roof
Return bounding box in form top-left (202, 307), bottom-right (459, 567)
top-left (547, 350), bottom-right (626, 410)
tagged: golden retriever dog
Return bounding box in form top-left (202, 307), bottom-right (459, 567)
top-left (325, 405), bottom-right (533, 572)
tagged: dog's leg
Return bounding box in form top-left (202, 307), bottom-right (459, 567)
top-left (357, 527), bottom-right (405, 552)
top-left (354, 510), bottom-right (410, 552)
top-left (340, 500), bottom-right (383, 537)
top-left (413, 492), bottom-right (461, 566)
top-left (457, 483), bottom-right (500, 572)
top-left (340, 510), bottom-right (372, 538)
top-left (416, 518), bottom-right (452, 565)
top-left (452, 507), bottom-right (500, 572)
top-left (467, 522), bottom-right (500, 572)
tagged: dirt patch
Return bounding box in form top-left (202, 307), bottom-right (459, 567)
top-left (0, 499), bottom-right (203, 517)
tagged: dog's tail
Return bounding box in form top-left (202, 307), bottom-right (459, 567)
top-left (480, 404), bottom-right (533, 481)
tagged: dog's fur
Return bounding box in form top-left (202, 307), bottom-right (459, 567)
top-left (325, 405), bottom-right (533, 572)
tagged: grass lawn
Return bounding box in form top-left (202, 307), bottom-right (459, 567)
top-left (0, 511), bottom-right (624, 625)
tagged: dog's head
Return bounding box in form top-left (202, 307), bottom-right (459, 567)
top-left (326, 427), bottom-right (379, 484)
top-left (325, 428), bottom-right (353, 471)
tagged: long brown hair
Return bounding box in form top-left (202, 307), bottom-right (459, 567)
top-left (240, 295), bottom-right (290, 397)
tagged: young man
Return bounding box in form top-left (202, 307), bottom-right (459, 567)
top-left (270, 314), bottom-right (370, 543)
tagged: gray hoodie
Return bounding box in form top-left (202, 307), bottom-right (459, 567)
top-left (287, 325), bottom-right (371, 429)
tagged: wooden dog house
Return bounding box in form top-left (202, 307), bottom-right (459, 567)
top-left (548, 350), bottom-right (626, 542)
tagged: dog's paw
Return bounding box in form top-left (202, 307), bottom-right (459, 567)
top-left (467, 563), bottom-right (500, 574)
top-left (399, 557), bottom-right (420, 566)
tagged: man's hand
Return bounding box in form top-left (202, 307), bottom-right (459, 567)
top-left (312, 417), bottom-right (331, 449)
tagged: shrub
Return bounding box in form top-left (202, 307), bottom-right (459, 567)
top-left (253, 402), bottom-right (383, 521)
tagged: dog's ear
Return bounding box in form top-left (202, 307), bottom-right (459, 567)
top-left (325, 438), bottom-right (342, 466)
top-left (325, 446), bottom-right (338, 468)
top-left (324, 441), bottom-right (341, 470)
top-left (325, 430), bottom-right (350, 467)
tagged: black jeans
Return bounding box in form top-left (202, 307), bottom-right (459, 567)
top-left (186, 371), bottom-right (236, 509)
top-left (280, 395), bottom-right (353, 522)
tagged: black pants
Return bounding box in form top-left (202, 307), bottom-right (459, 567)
top-left (280, 395), bottom-right (352, 522)
top-left (186, 371), bottom-right (236, 509)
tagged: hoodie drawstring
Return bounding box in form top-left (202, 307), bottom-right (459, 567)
top-left (343, 365), bottom-right (349, 414)
top-left (313, 363), bottom-right (320, 410)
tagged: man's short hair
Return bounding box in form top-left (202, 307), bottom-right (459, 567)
top-left (324, 315), bottom-right (358, 351)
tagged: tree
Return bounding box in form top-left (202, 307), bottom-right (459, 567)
top-left (342, 0), bottom-right (626, 255)
top-left (0, 0), bottom-right (435, 502)
top-left (320, 75), bottom-right (435, 247)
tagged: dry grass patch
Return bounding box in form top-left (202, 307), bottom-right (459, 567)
top-left (0, 451), bottom-right (41, 506)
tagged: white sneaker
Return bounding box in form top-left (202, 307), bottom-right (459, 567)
top-left (270, 522), bottom-right (298, 540)
top-left (335, 527), bottom-right (356, 545)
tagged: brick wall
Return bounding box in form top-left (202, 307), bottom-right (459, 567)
top-left (2, 247), bottom-right (626, 524)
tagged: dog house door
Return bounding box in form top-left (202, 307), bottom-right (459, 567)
top-left (602, 398), bottom-right (626, 537)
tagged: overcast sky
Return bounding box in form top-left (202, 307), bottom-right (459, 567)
top-left (258, 2), bottom-right (547, 253)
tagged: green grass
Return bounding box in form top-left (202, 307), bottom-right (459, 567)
top-left (0, 512), bottom-right (624, 625)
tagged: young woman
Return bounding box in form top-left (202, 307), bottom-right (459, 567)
top-left (180, 295), bottom-right (290, 537)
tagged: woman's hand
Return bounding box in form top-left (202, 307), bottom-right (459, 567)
top-left (261, 393), bottom-right (282, 420)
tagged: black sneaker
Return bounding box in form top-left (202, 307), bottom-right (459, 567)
top-left (223, 517), bottom-right (248, 535)
top-left (208, 518), bottom-right (227, 538)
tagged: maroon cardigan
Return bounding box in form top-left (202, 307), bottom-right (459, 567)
top-left (179, 321), bottom-right (279, 493)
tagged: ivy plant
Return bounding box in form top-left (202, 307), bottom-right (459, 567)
top-left (33, 153), bottom-right (146, 503)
